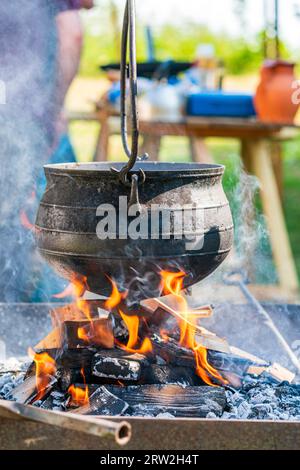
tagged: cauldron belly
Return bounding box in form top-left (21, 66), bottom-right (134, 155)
top-left (35, 162), bottom-right (234, 300)
top-left (36, 226), bottom-right (233, 298)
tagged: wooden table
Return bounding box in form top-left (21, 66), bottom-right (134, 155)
top-left (138, 117), bottom-right (299, 293)
top-left (68, 111), bottom-right (300, 294)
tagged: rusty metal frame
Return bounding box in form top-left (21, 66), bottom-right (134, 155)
top-left (1, 413), bottom-right (300, 450)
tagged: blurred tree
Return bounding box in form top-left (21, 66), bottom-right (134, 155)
top-left (78, 0), bottom-right (292, 77)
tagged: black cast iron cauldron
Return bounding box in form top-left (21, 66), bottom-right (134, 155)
top-left (35, 162), bottom-right (233, 301)
top-left (35, 1), bottom-right (233, 302)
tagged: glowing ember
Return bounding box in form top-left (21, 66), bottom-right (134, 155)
top-left (28, 348), bottom-right (57, 401)
top-left (160, 270), bottom-right (228, 386)
top-left (68, 369), bottom-right (89, 407)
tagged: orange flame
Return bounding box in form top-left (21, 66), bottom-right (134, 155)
top-left (160, 329), bottom-right (170, 342)
top-left (59, 276), bottom-right (93, 324)
top-left (105, 276), bottom-right (126, 310)
top-left (160, 270), bottom-right (186, 296)
top-left (118, 310), bottom-right (153, 355)
top-left (65, 276), bottom-right (93, 324)
top-left (28, 348), bottom-right (57, 402)
top-left (160, 270), bottom-right (227, 387)
top-left (53, 283), bottom-right (74, 299)
top-left (160, 270), bottom-right (190, 345)
top-left (68, 368), bottom-right (89, 407)
top-left (77, 321), bottom-right (114, 349)
top-left (78, 326), bottom-right (89, 343)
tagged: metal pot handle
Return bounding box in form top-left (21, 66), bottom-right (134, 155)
top-left (113, 0), bottom-right (147, 186)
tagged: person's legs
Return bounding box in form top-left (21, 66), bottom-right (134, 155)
top-left (32, 135), bottom-right (77, 303)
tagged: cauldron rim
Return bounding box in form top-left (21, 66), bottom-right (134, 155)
top-left (44, 162), bottom-right (225, 178)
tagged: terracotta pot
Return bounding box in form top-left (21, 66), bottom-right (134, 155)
top-left (254, 60), bottom-right (299, 124)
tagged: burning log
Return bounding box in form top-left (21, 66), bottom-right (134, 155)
top-left (140, 364), bottom-right (201, 386)
top-left (56, 368), bottom-right (83, 391)
top-left (106, 384), bottom-right (227, 418)
top-left (151, 334), bottom-right (267, 384)
top-left (62, 319), bottom-right (114, 349)
top-left (141, 295), bottom-right (231, 355)
top-left (91, 349), bottom-right (200, 385)
top-left (91, 349), bottom-right (150, 383)
top-left (92, 352), bottom-right (143, 382)
top-left (69, 386), bottom-right (129, 416)
top-left (152, 335), bottom-right (195, 367)
top-left (50, 303), bottom-right (109, 326)
top-left (247, 362), bottom-right (295, 384)
top-left (26, 348), bottom-right (95, 380)
top-left (141, 295), bottom-right (213, 327)
top-left (40, 390), bottom-right (68, 410)
top-left (208, 351), bottom-right (259, 377)
top-left (36, 314), bottom-right (114, 351)
top-left (10, 374), bottom-right (57, 405)
top-left (230, 346), bottom-right (268, 365)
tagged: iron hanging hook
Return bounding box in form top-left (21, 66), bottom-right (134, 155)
top-left (113, 0), bottom-right (148, 186)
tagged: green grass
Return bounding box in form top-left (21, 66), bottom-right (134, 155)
top-left (69, 123), bottom-right (300, 281)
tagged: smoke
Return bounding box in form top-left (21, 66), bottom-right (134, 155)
top-left (191, 164), bottom-right (296, 371)
top-left (231, 167), bottom-right (274, 284)
top-left (0, 1), bottom-right (64, 302)
top-left (186, 160), bottom-right (278, 310)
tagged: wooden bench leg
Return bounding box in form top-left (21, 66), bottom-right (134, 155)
top-left (270, 141), bottom-right (284, 201)
top-left (242, 139), bottom-right (284, 199)
top-left (190, 138), bottom-right (214, 163)
top-left (241, 140), bottom-right (254, 173)
top-left (94, 117), bottom-right (110, 162)
top-left (141, 135), bottom-right (161, 161)
top-left (250, 139), bottom-right (298, 292)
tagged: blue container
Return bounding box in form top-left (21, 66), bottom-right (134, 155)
top-left (186, 92), bottom-right (256, 118)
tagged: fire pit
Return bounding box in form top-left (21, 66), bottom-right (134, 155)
top-left (1, 283), bottom-right (300, 450)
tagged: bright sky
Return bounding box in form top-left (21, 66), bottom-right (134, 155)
top-left (90, 0), bottom-right (300, 51)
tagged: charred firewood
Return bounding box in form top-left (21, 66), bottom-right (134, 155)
top-left (247, 362), bottom-right (295, 384)
top-left (106, 384), bottom-right (227, 418)
top-left (140, 364), bottom-right (202, 386)
top-left (151, 335), bottom-right (195, 367)
top-left (141, 295), bottom-right (212, 318)
top-left (69, 386), bottom-right (129, 416)
top-left (207, 351), bottom-right (258, 378)
top-left (61, 319), bottom-right (114, 349)
top-left (40, 390), bottom-right (68, 411)
top-left (10, 374), bottom-right (57, 405)
top-left (92, 350), bottom-right (148, 382)
top-left (50, 302), bottom-right (110, 326)
top-left (56, 368), bottom-right (83, 392)
top-left (93, 349), bottom-right (149, 365)
top-left (26, 348), bottom-right (96, 377)
top-left (151, 334), bottom-right (265, 379)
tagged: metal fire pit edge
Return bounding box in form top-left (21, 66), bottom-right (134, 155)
top-left (0, 414), bottom-right (299, 450)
